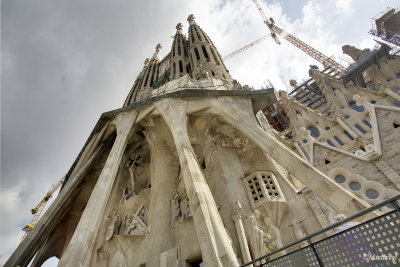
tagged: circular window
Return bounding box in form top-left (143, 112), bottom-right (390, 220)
top-left (349, 182), bottom-right (361, 191)
top-left (366, 189), bottom-right (379, 199)
top-left (370, 100), bottom-right (376, 104)
top-left (307, 126), bottom-right (320, 138)
top-left (335, 175), bottom-right (346, 183)
top-left (344, 115), bottom-right (350, 120)
top-left (325, 127), bottom-right (330, 131)
top-left (303, 139), bottom-right (308, 143)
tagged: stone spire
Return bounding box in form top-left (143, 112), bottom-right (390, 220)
top-left (186, 14), bottom-right (232, 84)
top-left (123, 58), bottom-right (151, 106)
top-left (169, 23), bottom-right (190, 80)
top-left (138, 44), bottom-right (162, 93)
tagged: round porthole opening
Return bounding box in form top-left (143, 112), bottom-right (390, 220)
top-left (335, 175), bottom-right (346, 184)
top-left (366, 189), bottom-right (379, 199)
top-left (349, 182), bottom-right (361, 191)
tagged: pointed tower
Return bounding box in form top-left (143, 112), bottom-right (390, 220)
top-left (169, 23), bottom-right (190, 80)
top-left (6, 14), bottom-right (380, 267)
top-left (136, 44), bottom-right (162, 99)
top-left (187, 14), bottom-right (232, 83)
top-left (123, 58), bottom-right (149, 106)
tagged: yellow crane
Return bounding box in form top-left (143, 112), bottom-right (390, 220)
top-left (252, 0), bottom-right (346, 73)
top-left (21, 176), bottom-right (65, 242)
top-left (222, 0), bottom-right (346, 74)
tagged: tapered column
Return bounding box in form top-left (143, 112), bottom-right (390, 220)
top-left (232, 201), bottom-right (252, 266)
top-left (144, 125), bottom-right (179, 266)
top-left (59, 111), bottom-right (137, 267)
top-left (155, 99), bottom-right (239, 267)
top-left (208, 97), bottom-right (373, 218)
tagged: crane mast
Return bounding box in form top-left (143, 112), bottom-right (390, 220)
top-left (21, 176), bottom-right (65, 242)
top-left (252, 0), bottom-right (346, 73)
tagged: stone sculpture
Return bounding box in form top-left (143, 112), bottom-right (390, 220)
top-left (290, 219), bottom-right (308, 248)
top-left (262, 216), bottom-right (283, 253)
top-left (247, 212), bottom-right (270, 261)
top-left (170, 194), bottom-right (192, 227)
top-left (170, 194), bottom-right (181, 227)
top-left (106, 206), bottom-right (149, 239)
top-left (180, 197), bottom-right (191, 221)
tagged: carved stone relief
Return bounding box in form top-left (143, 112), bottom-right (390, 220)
top-left (106, 205), bottom-right (149, 240)
top-left (170, 193), bottom-right (192, 227)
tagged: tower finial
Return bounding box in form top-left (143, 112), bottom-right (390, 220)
top-left (144, 58), bottom-right (150, 67)
top-left (152, 44), bottom-right (162, 61)
top-left (187, 14), bottom-right (196, 25)
top-left (176, 23), bottom-right (183, 31)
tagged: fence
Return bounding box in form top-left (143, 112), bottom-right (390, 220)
top-left (242, 193), bottom-right (400, 267)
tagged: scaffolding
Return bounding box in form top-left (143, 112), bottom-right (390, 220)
top-left (369, 7), bottom-right (400, 49)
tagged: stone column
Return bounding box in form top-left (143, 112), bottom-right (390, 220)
top-left (232, 201), bottom-right (252, 266)
top-left (59, 111), bottom-right (137, 267)
top-left (143, 124), bottom-right (179, 266)
top-left (4, 125), bottom-right (110, 267)
top-left (208, 97), bottom-right (373, 218)
top-left (155, 99), bottom-right (239, 267)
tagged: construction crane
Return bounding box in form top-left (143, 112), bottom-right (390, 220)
top-left (21, 176), bottom-right (65, 242)
top-left (223, 34), bottom-right (272, 61)
top-left (252, 0), bottom-right (346, 73)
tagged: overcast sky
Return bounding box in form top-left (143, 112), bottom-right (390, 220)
top-left (1, 0), bottom-right (398, 265)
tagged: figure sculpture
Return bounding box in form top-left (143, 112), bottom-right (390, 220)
top-left (247, 211), bottom-right (270, 261)
top-left (170, 194), bottom-right (181, 227)
top-left (180, 197), bottom-right (192, 221)
top-left (262, 216), bottom-right (283, 253)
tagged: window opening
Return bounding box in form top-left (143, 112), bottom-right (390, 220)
top-left (349, 101), bottom-right (364, 112)
top-left (355, 124), bottom-right (367, 134)
top-left (344, 130), bottom-right (354, 140)
top-left (179, 60), bottom-right (183, 73)
top-left (335, 175), bottom-right (346, 183)
top-left (366, 189), bottom-right (379, 199)
top-left (334, 136), bottom-right (344, 146)
top-left (178, 38), bottom-right (181, 56)
top-left (349, 182), bottom-right (361, 191)
top-left (307, 126), bottom-right (320, 138)
top-left (362, 120), bottom-right (372, 128)
top-left (201, 45), bottom-right (209, 61)
top-left (194, 47), bottom-right (200, 60)
top-left (327, 140), bottom-right (335, 147)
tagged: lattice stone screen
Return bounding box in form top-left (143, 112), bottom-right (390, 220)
top-left (243, 171), bottom-right (285, 209)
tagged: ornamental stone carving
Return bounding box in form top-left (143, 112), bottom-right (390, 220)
top-left (170, 193), bottom-right (192, 227)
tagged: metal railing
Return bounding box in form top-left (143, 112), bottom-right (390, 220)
top-left (242, 193), bottom-right (400, 267)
